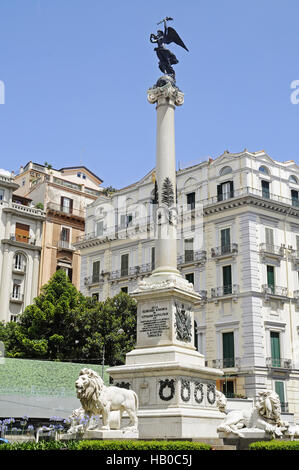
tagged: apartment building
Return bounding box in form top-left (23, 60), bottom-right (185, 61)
top-left (75, 150), bottom-right (299, 419)
top-left (0, 170), bottom-right (46, 322)
top-left (14, 162), bottom-right (103, 291)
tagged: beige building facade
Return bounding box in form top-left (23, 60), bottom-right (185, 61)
top-left (14, 162), bottom-right (103, 291)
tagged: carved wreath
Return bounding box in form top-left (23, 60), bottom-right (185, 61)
top-left (159, 379), bottom-right (176, 401)
top-left (194, 382), bottom-right (204, 404)
top-left (180, 379), bottom-right (191, 402)
top-left (207, 383), bottom-right (216, 405)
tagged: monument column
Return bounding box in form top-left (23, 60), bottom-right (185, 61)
top-left (148, 82), bottom-right (183, 277)
top-left (108, 77), bottom-right (224, 440)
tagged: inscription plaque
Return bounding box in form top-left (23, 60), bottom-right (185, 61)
top-left (138, 301), bottom-right (171, 344)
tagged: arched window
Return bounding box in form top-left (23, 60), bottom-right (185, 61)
top-left (259, 165), bottom-right (270, 175)
top-left (289, 175), bottom-right (298, 184)
top-left (14, 252), bottom-right (26, 271)
top-left (219, 166), bottom-right (232, 176)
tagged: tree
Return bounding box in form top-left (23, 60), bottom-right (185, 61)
top-left (0, 271), bottom-right (137, 366)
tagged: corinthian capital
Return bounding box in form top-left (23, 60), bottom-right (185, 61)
top-left (147, 79), bottom-right (184, 107)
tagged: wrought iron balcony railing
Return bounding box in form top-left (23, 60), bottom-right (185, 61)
top-left (211, 244), bottom-right (238, 258)
top-left (266, 357), bottom-right (292, 370)
top-left (57, 240), bottom-right (75, 251)
top-left (260, 243), bottom-right (285, 257)
top-left (262, 285), bottom-right (288, 297)
top-left (211, 285), bottom-right (239, 298)
top-left (212, 357), bottom-right (240, 369)
top-left (47, 202), bottom-right (85, 219)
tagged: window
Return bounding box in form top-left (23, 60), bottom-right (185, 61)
top-left (60, 197), bottom-right (73, 214)
top-left (220, 228), bottom-right (231, 254)
top-left (92, 261), bottom-right (100, 283)
top-left (219, 166), bottom-right (232, 176)
top-left (275, 382), bottom-right (286, 411)
top-left (223, 265), bottom-right (232, 295)
top-left (92, 293), bottom-right (99, 301)
top-left (261, 180), bottom-right (270, 199)
top-left (77, 172), bottom-right (81, 177)
top-left (96, 220), bottom-right (104, 237)
top-left (121, 286), bottom-right (128, 293)
top-left (222, 380), bottom-right (235, 398)
top-left (267, 265), bottom-right (275, 293)
top-left (151, 246), bottom-right (155, 271)
top-left (121, 254), bottom-right (129, 277)
top-left (217, 181), bottom-right (234, 202)
top-left (14, 253), bottom-right (25, 271)
top-left (186, 192), bottom-right (195, 210)
top-left (57, 266), bottom-right (73, 282)
top-left (185, 273), bottom-right (194, 285)
top-left (271, 332), bottom-right (281, 367)
top-left (259, 165), bottom-right (270, 175)
top-left (184, 239), bottom-right (194, 262)
top-left (61, 227), bottom-right (70, 242)
top-left (289, 175), bottom-right (298, 184)
top-left (15, 223), bottom-right (30, 243)
top-left (0, 189), bottom-right (4, 200)
top-left (222, 332), bottom-right (235, 368)
top-left (12, 280), bottom-right (21, 300)
top-left (291, 189), bottom-right (299, 207)
top-left (120, 214), bottom-right (133, 229)
top-left (82, 174), bottom-right (86, 180)
top-left (265, 227), bottom-right (274, 251)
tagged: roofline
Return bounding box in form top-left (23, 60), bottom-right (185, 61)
top-left (59, 166), bottom-right (103, 183)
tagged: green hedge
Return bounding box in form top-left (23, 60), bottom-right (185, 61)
top-left (249, 440), bottom-right (299, 451)
top-left (0, 440), bottom-right (211, 451)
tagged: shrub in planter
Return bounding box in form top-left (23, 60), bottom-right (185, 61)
top-left (249, 440), bottom-right (299, 451)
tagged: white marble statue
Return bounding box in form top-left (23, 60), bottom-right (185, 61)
top-left (67, 368), bottom-right (138, 433)
top-left (217, 390), bottom-right (289, 438)
top-left (215, 390), bottom-right (228, 414)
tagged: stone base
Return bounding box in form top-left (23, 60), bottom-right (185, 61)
top-left (218, 430), bottom-right (272, 451)
top-left (138, 408), bottom-right (224, 440)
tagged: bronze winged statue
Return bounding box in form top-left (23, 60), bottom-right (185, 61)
top-left (150, 17), bottom-right (188, 82)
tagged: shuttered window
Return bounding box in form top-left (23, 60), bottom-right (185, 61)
top-left (223, 265), bottom-right (232, 294)
top-left (184, 238), bottom-right (194, 262)
top-left (221, 228), bottom-right (231, 254)
top-left (15, 223), bottom-right (30, 243)
top-left (222, 332), bottom-right (235, 368)
top-left (121, 254), bottom-right (129, 277)
top-left (267, 265), bottom-right (275, 292)
top-left (265, 228), bottom-right (274, 251)
top-left (186, 192), bottom-right (195, 210)
top-left (261, 180), bottom-right (270, 198)
top-left (92, 261), bottom-right (100, 283)
top-left (270, 331), bottom-right (281, 367)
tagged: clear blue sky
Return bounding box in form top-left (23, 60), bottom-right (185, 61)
top-left (0, 0), bottom-right (299, 188)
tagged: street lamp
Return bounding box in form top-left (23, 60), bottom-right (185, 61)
top-left (102, 328), bottom-right (124, 379)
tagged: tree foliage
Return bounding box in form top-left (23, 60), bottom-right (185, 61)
top-left (0, 270), bottom-right (137, 366)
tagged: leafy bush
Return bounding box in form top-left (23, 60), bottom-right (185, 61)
top-left (0, 440), bottom-right (211, 451)
top-left (249, 440), bottom-right (299, 451)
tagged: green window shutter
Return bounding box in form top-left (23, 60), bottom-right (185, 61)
top-left (121, 254), bottom-right (129, 276)
top-left (223, 265), bottom-right (232, 294)
top-left (151, 247), bottom-right (155, 271)
top-left (92, 261), bottom-right (100, 283)
top-left (267, 265), bottom-right (275, 292)
top-left (221, 228), bottom-right (231, 253)
top-left (270, 331), bottom-right (281, 367)
top-left (222, 332), bottom-right (235, 367)
top-left (275, 381), bottom-right (285, 405)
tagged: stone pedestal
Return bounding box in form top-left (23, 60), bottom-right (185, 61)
top-left (107, 77), bottom-right (224, 439)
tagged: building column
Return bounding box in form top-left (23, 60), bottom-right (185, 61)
top-left (0, 244), bottom-right (11, 322)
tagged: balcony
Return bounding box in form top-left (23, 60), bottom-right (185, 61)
top-left (260, 243), bottom-right (285, 260)
top-left (84, 274), bottom-right (103, 286)
top-left (57, 240), bottom-right (76, 251)
top-left (211, 284), bottom-right (239, 301)
top-left (211, 244), bottom-right (238, 260)
top-left (47, 202), bottom-right (85, 220)
top-left (266, 357), bottom-right (292, 370)
top-left (291, 249), bottom-right (299, 265)
top-left (177, 250), bottom-right (207, 267)
top-left (262, 285), bottom-right (288, 301)
top-left (212, 357), bottom-right (240, 369)
top-left (10, 293), bottom-right (24, 304)
top-left (12, 263), bottom-right (26, 274)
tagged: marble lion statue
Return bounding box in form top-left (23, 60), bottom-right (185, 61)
top-left (217, 390), bottom-right (289, 437)
top-left (68, 368), bottom-right (138, 433)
